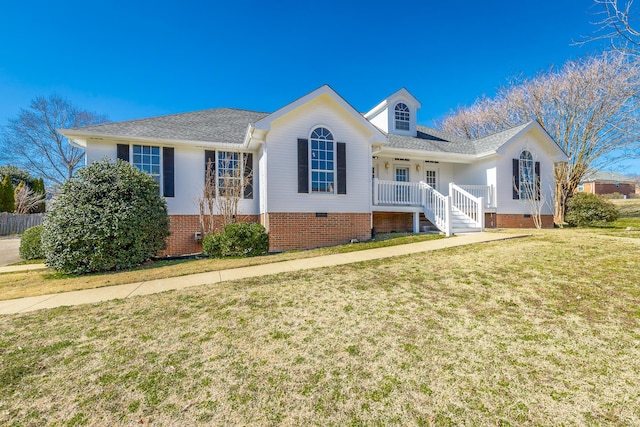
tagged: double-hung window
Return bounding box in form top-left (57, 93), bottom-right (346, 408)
top-left (310, 127), bottom-right (335, 193)
top-left (132, 145), bottom-right (161, 185)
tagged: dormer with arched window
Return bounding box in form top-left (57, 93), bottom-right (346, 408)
top-left (394, 103), bottom-right (410, 131)
top-left (364, 88), bottom-right (421, 137)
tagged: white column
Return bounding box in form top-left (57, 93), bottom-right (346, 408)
top-left (413, 211), bottom-right (420, 233)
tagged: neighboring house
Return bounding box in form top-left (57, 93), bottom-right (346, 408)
top-left (60, 86), bottom-right (568, 255)
top-left (578, 170), bottom-right (638, 197)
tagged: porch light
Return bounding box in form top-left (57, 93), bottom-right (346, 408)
top-left (385, 161), bottom-right (390, 169)
top-left (415, 164), bottom-right (421, 171)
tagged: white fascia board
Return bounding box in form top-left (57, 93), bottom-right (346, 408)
top-left (59, 130), bottom-right (248, 151)
top-left (243, 125), bottom-right (268, 150)
top-left (254, 85), bottom-right (387, 143)
top-left (364, 88), bottom-right (422, 119)
top-left (375, 147), bottom-right (476, 163)
top-left (386, 88), bottom-right (421, 109)
top-left (363, 98), bottom-right (388, 119)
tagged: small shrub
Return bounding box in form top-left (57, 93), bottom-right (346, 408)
top-left (566, 193), bottom-right (619, 226)
top-left (202, 232), bottom-right (223, 257)
top-left (19, 225), bottom-right (44, 260)
top-left (42, 159), bottom-right (170, 274)
top-left (203, 222), bottom-right (268, 258)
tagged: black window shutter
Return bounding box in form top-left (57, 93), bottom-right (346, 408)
top-left (243, 153), bottom-right (253, 199)
top-left (205, 150), bottom-right (216, 184)
top-left (163, 147), bottom-right (175, 198)
top-left (117, 144), bottom-right (129, 162)
top-left (337, 142), bottom-right (346, 194)
top-left (534, 161), bottom-right (541, 201)
top-left (298, 139), bottom-right (309, 193)
top-left (512, 158), bottom-right (520, 200)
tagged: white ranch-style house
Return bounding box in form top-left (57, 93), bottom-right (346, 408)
top-left (60, 86), bottom-right (567, 255)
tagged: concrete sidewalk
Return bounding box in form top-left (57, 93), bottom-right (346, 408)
top-left (0, 232), bottom-right (528, 315)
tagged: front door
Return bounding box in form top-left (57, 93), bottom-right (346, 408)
top-left (424, 169), bottom-right (437, 191)
top-left (395, 166), bottom-right (410, 203)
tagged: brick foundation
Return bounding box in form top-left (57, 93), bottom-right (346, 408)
top-left (267, 212), bottom-right (371, 252)
top-left (494, 214), bottom-right (554, 229)
top-left (372, 212), bottom-right (413, 233)
top-left (161, 214), bottom-right (259, 256)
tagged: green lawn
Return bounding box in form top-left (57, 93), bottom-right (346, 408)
top-left (1, 227), bottom-right (639, 425)
top-left (0, 232), bottom-right (444, 301)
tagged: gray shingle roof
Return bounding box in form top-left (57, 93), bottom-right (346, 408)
top-left (63, 105), bottom-right (535, 156)
top-left (62, 108), bottom-right (269, 144)
top-left (386, 122), bottom-right (533, 155)
top-left (472, 122), bottom-right (533, 154)
top-left (582, 170), bottom-right (636, 183)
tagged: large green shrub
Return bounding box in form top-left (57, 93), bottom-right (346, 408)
top-left (42, 159), bottom-right (170, 274)
top-left (19, 225), bottom-right (44, 260)
top-left (565, 193), bottom-right (619, 226)
top-left (203, 222), bottom-right (269, 258)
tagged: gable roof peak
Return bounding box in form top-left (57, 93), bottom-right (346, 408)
top-left (364, 88), bottom-right (421, 119)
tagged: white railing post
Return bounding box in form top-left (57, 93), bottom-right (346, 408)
top-left (373, 178), bottom-right (379, 205)
top-left (445, 195), bottom-right (452, 236)
top-left (478, 196), bottom-right (485, 231)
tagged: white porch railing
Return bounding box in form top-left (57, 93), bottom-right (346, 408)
top-left (421, 182), bottom-right (451, 236)
top-left (373, 179), bottom-right (485, 236)
top-left (457, 184), bottom-right (495, 208)
top-left (449, 183), bottom-right (484, 229)
top-left (373, 178), bottom-right (424, 206)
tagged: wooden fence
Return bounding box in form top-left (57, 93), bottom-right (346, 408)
top-left (0, 213), bottom-right (44, 236)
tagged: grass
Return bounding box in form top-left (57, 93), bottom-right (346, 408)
top-left (1, 227), bottom-right (639, 425)
top-left (0, 232), bottom-right (444, 301)
top-left (610, 198), bottom-right (640, 218)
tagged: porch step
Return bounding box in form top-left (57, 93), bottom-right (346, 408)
top-left (452, 227), bottom-right (482, 233)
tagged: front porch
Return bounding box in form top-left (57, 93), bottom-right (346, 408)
top-left (372, 179), bottom-right (495, 236)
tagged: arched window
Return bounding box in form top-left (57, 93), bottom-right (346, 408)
top-left (310, 127), bottom-right (335, 193)
top-left (519, 150), bottom-right (535, 199)
top-left (394, 103), bottom-right (410, 131)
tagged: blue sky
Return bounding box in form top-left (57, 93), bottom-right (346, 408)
top-left (1, 0), bottom-right (637, 173)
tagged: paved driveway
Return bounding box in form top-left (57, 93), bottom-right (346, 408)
top-left (0, 237), bottom-right (21, 266)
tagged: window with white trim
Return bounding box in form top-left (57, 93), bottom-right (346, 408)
top-left (132, 145), bottom-right (161, 185)
top-left (310, 127), bottom-right (335, 193)
top-left (519, 150), bottom-right (535, 199)
top-left (394, 103), bottom-right (410, 131)
top-left (217, 151), bottom-right (241, 196)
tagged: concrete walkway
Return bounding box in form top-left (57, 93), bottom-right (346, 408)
top-left (0, 232), bottom-right (528, 315)
top-left (0, 237), bottom-right (21, 267)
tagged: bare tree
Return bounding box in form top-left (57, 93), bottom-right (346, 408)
top-left (13, 184), bottom-right (45, 214)
top-left (584, 0), bottom-right (640, 53)
top-left (197, 152), bottom-right (253, 234)
top-left (437, 51), bottom-right (640, 223)
top-left (512, 150), bottom-right (548, 229)
top-left (1, 95), bottom-right (108, 187)
top-left (198, 158), bottom-right (217, 235)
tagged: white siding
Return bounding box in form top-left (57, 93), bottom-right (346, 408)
top-left (495, 133), bottom-right (555, 215)
top-left (83, 139), bottom-right (259, 216)
top-left (85, 140), bottom-right (116, 164)
top-left (265, 96), bottom-right (374, 213)
top-left (368, 108), bottom-right (389, 133)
